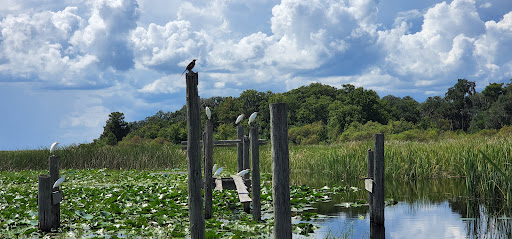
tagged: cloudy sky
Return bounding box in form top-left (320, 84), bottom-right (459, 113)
top-left (1, 0), bottom-right (511, 150)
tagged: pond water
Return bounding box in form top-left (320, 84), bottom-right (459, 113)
top-left (297, 178), bottom-right (512, 239)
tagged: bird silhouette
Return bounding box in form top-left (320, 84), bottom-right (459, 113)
top-left (181, 59), bottom-right (197, 76)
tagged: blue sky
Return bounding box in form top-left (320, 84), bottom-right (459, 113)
top-left (1, 0), bottom-right (511, 150)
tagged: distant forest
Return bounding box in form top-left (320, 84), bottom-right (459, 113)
top-left (95, 78), bottom-right (512, 146)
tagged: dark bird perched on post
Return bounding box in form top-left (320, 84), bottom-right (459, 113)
top-left (181, 59), bottom-right (197, 75)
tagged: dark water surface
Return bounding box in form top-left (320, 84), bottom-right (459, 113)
top-left (293, 178), bottom-right (512, 239)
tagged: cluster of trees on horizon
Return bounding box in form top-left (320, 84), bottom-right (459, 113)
top-left (95, 78), bottom-right (512, 146)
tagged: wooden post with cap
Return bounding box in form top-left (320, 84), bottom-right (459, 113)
top-left (186, 71), bottom-right (205, 239)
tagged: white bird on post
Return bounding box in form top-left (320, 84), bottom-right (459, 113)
top-left (53, 176), bottom-right (66, 188)
top-left (213, 167), bottom-right (223, 177)
top-left (212, 164), bottom-right (217, 175)
top-left (248, 112), bottom-right (258, 125)
top-left (235, 114), bottom-right (244, 125)
top-left (50, 142), bottom-right (59, 153)
top-left (236, 169), bottom-right (250, 177)
top-left (206, 107), bottom-right (211, 120)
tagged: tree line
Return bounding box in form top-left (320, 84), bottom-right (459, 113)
top-left (95, 78), bottom-right (512, 146)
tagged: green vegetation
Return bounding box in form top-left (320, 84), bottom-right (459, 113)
top-left (0, 143), bottom-right (185, 171)
top-left (0, 169), bottom-right (347, 238)
top-left (93, 78), bottom-right (512, 146)
top-left (3, 78), bottom-right (512, 237)
top-left (2, 131), bottom-right (511, 237)
top-left (3, 130), bottom-right (510, 208)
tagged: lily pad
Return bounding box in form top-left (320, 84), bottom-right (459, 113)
top-left (75, 210), bottom-right (94, 220)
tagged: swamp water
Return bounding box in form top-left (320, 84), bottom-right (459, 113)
top-left (294, 177), bottom-right (512, 239)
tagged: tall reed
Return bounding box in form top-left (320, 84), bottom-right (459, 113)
top-left (0, 143), bottom-right (185, 171)
top-left (2, 134), bottom-right (511, 208)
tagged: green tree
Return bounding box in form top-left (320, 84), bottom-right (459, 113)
top-left (288, 122), bottom-right (327, 145)
top-left (100, 112), bottom-right (130, 142)
top-left (340, 84), bottom-right (388, 124)
top-left (483, 94), bottom-right (512, 129)
top-left (216, 123), bottom-right (236, 140)
top-left (217, 97), bottom-right (239, 125)
top-left (327, 101), bottom-right (363, 141)
top-left (482, 83), bottom-right (504, 107)
top-left (296, 95), bottom-right (332, 125)
top-left (382, 95), bottom-right (421, 123)
top-left (445, 79), bottom-right (476, 131)
top-left (283, 83), bottom-right (338, 125)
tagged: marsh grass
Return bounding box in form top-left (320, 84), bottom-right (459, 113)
top-left (0, 143), bottom-right (186, 171)
top-left (2, 133), bottom-right (511, 208)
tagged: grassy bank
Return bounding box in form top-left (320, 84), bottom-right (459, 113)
top-left (2, 133), bottom-right (511, 206)
top-left (2, 134), bottom-right (510, 181)
top-left (0, 143), bottom-right (186, 171)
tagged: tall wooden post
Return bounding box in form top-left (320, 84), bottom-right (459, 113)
top-left (49, 155), bottom-right (60, 229)
top-left (367, 149), bottom-right (374, 220)
top-left (204, 120), bottom-right (214, 219)
top-left (250, 126), bottom-right (261, 221)
top-left (237, 125), bottom-right (244, 173)
top-left (370, 222), bottom-right (386, 239)
top-left (186, 72), bottom-right (205, 238)
top-left (243, 136), bottom-right (250, 179)
top-left (373, 134), bottom-right (385, 225)
top-left (270, 103), bottom-right (291, 238)
top-left (38, 175), bottom-right (52, 232)
top-left (242, 135), bottom-right (251, 213)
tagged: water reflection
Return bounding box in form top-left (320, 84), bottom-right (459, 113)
top-left (295, 178), bottom-right (512, 239)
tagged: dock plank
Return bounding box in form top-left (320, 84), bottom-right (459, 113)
top-left (231, 175), bottom-right (252, 203)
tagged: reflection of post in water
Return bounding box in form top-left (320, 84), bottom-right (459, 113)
top-left (370, 222), bottom-right (385, 239)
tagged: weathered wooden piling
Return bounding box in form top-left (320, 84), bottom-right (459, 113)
top-left (242, 136), bottom-right (250, 180)
top-left (250, 126), bottom-right (261, 221)
top-left (38, 175), bottom-right (52, 232)
top-left (237, 125), bottom-right (244, 172)
top-left (366, 149), bottom-right (374, 220)
top-left (270, 103), bottom-right (291, 238)
top-left (373, 134), bottom-right (385, 225)
top-left (370, 222), bottom-right (386, 239)
top-left (204, 119), bottom-right (214, 219)
top-left (49, 155), bottom-right (60, 229)
top-left (185, 72), bottom-right (205, 238)
top-left (242, 135), bottom-right (251, 213)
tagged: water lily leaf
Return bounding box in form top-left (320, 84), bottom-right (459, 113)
top-left (75, 210), bottom-right (94, 220)
top-left (100, 211), bottom-right (111, 218)
top-left (334, 202), bottom-right (351, 208)
top-left (27, 211), bottom-right (38, 217)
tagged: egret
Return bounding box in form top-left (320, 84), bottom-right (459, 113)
top-left (213, 167), bottom-right (223, 177)
top-left (53, 176), bottom-right (66, 188)
top-left (236, 169), bottom-right (250, 177)
top-left (248, 112), bottom-right (258, 125)
top-left (50, 142), bottom-right (59, 153)
top-left (206, 107), bottom-right (211, 120)
top-left (235, 114), bottom-right (244, 125)
top-left (212, 164), bottom-right (217, 175)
